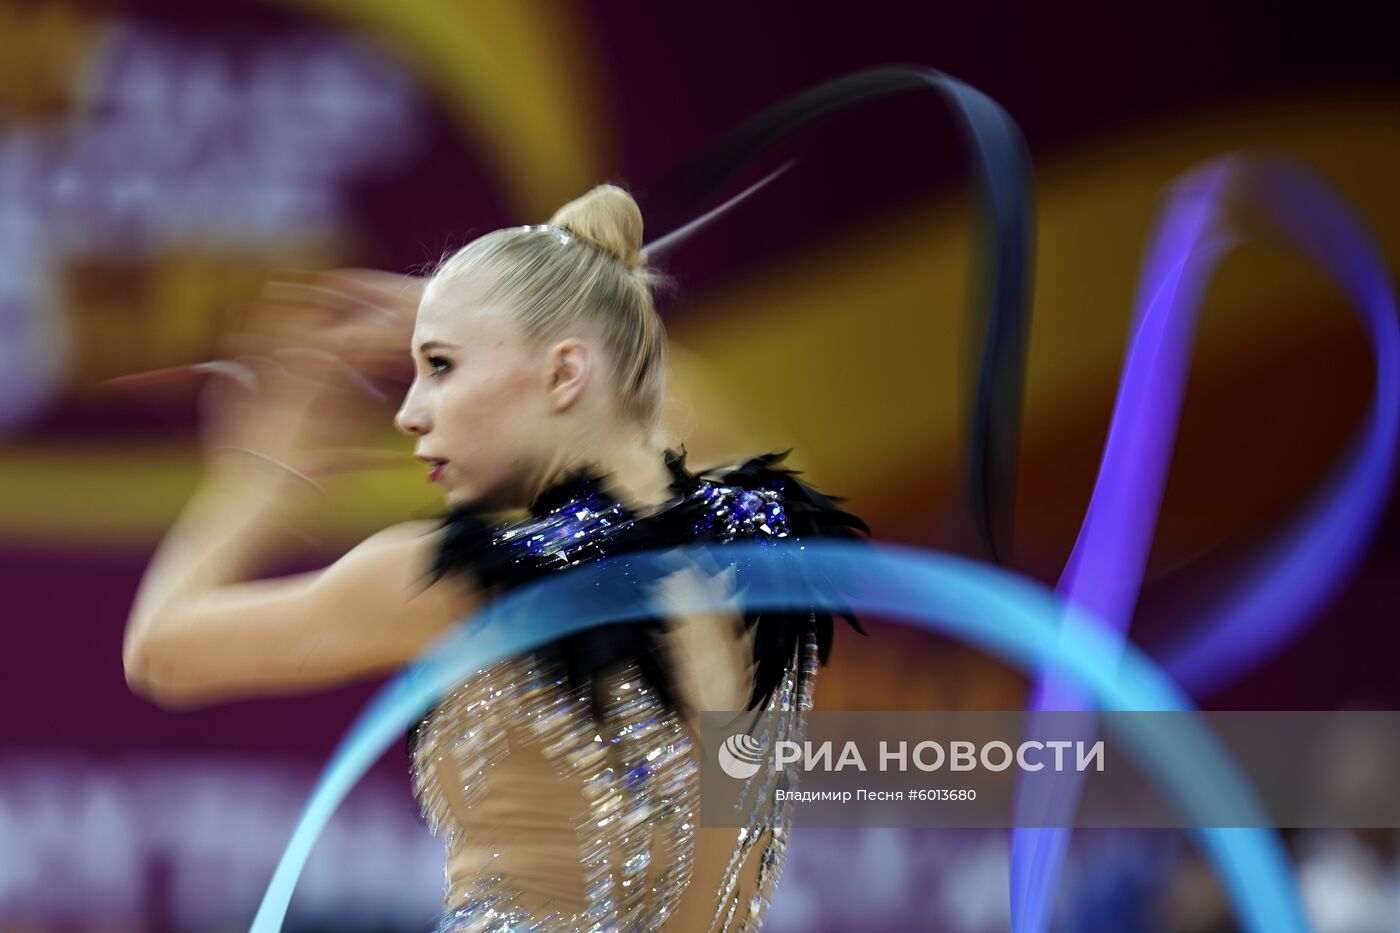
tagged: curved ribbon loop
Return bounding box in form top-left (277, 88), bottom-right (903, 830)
top-left (1010, 157), bottom-right (1399, 933)
top-left (251, 540), bottom-right (1307, 933)
top-left (642, 65), bottom-right (1035, 564)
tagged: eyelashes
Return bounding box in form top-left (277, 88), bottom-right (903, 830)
top-left (426, 355), bottom-right (453, 377)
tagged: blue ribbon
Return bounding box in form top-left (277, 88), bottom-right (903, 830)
top-left (251, 540), bottom-right (1306, 932)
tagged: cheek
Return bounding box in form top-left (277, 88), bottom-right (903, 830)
top-left (442, 368), bottom-right (543, 454)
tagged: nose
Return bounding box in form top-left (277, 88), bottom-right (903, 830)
top-left (395, 383), bottom-right (431, 437)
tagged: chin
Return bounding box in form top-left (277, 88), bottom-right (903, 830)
top-left (443, 483), bottom-right (506, 513)
top-left (442, 472), bottom-right (525, 513)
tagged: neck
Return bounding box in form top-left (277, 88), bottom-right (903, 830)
top-left (536, 422), bottom-right (678, 514)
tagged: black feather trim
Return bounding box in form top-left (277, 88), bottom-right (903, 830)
top-left (410, 447), bottom-right (871, 755)
top-left (693, 449), bottom-right (871, 712)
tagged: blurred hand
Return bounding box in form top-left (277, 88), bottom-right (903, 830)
top-left (201, 268), bottom-right (425, 485)
top-left (107, 269), bottom-right (426, 489)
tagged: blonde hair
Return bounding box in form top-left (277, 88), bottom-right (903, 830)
top-left (431, 184), bottom-right (671, 426)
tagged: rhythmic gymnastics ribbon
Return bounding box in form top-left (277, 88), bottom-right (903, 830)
top-left (1009, 157), bottom-right (1399, 933)
top-left (250, 540), bottom-right (1307, 932)
top-left (642, 65), bottom-right (1035, 565)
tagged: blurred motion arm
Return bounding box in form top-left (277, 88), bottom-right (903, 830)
top-left (122, 471), bottom-right (472, 707)
top-left (119, 268), bottom-right (458, 707)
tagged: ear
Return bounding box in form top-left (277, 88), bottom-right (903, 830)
top-left (544, 337), bottom-right (592, 412)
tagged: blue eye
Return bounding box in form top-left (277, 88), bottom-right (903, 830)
top-left (427, 355), bottom-right (452, 376)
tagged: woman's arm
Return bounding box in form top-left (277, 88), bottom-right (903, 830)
top-left (121, 268), bottom-right (466, 708)
top-left (123, 465), bottom-right (474, 709)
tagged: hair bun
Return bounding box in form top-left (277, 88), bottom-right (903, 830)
top-left (548, 184), bottom-right (647, 271)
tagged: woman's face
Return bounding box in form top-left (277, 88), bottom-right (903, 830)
top-left (395, 274), bottom-right (556, 511)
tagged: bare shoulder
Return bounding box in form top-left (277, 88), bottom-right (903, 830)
top-left (315, 518), bottom-right (474, 617)
top-left (353, 517), bottom-right (445, 556)
top-left (358, 517), bottom-right (443, 547)
top-left (329, 518), bottom-right (441, 574)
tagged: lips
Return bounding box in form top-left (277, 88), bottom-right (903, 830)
top-left (416, 454), bottom-right (448, 483)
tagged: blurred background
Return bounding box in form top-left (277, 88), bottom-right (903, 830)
top-left (1, 1), bottom-right (1398, 930)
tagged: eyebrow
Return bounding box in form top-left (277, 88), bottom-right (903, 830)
top-left (415, 339), bottom-right (462, 355)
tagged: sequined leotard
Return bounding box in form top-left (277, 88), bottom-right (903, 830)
top-left (410, 449), bottom-right (868, 932)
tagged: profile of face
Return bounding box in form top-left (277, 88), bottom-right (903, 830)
top-left (395, 272), bottom-right (598, 511)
